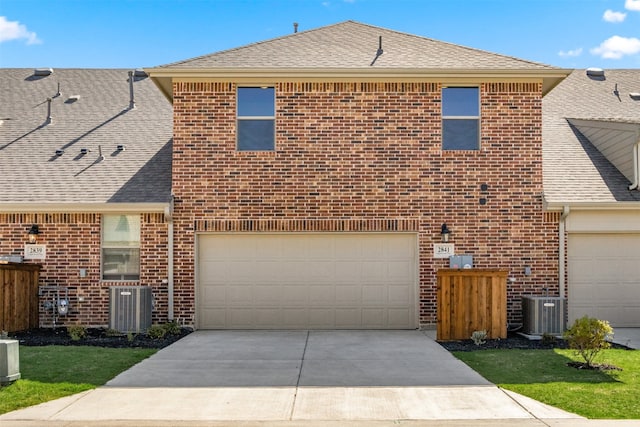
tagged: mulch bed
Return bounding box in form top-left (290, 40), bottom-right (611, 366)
top-left (8, 327), bottom-right (192, 349)
top-left (437, 331), bottom-right (631, 352)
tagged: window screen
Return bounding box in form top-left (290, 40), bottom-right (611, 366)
top-left (102, 214), bottom-right (140, 281)
top-left (442, 87), bottom-right (480, 150)
top-left (237, 87), bottom-right (275, 151)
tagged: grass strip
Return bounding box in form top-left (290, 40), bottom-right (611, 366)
top-left (0, 346), bottom-right (156, 414)
top-left (453, 348), bottom-right (639, 419)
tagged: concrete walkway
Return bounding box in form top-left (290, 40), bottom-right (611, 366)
top-left (1, 329), bottom-right (634, 425)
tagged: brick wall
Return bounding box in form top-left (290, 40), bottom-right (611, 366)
top-left (0, 213), bottom-right (168, 328)
top-left (171, 80), bottom-right (559, 327)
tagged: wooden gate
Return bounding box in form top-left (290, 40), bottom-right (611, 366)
top-left (437, 269), bottom-right (507, 341)
top-left (0, 263), bottom-right (41, 333)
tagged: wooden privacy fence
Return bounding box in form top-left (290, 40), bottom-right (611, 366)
top-left (0, 263), bottom-right (41, 333)
top-left (437, 269), bottom-right (508, 341)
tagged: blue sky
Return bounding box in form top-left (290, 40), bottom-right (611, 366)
top-left (1, 0), bottom-right (639, 69)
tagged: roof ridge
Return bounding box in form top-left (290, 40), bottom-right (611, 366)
top-left (157, 20), bottom-right (559, 70)
top-left (157, 20), bottom-right (354, 68)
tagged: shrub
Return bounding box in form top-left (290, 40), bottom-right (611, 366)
top-left (104, 328), bottom-right (122, 337)
top-left (146, 324), bottom-right (167, 340)
top-left (541, 333), bottom-right (557, 346)
top-left (67, 325), bottom-right (87, 341)
top-left (471, 330), bottom-right (487, 346)
top-left (563, 316), bottom-right (613, 368)
top-left (162, 320), bottom-right (182, 335)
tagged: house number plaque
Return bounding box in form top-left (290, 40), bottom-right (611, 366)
top-left (24, 244), bottom-right (46, 260)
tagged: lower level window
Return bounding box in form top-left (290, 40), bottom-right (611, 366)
top-left (102, 214), bottom-right (140, 280)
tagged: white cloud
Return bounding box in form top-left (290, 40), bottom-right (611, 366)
top-left (603, 9), bottom-right (626, 22)
top-left (591, 35), bottom-right (640, 59)
top-left (558, 47), bottom-right (583, 57)
top-left (0, 16), bottom-right (41, 44)
top-left (625, 0), bottom-right (640, 11)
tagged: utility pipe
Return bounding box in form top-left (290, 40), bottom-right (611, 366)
top-left (559, 205), bottom-right (570, 299)
top-left (165, 196), bottom-right (175, 321)
top-left (629, 139), bottom-right (640, 190)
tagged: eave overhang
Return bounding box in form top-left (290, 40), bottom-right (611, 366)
top-left (145, 67), bottom-right (572, 103)
top-left (0, 202), bottom-right (169, 214)
top-left (544, 201), bottom-right (640, 211)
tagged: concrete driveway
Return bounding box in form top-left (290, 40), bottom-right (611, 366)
top-left (107, 330), bottom-right (490, 387)
top-left (1, 330), bottom-right (582, 424)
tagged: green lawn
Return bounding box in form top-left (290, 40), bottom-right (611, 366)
top-left (454, 348), bottom-right (640, 419)
top-left (0, 346), bottom-right (156, 415)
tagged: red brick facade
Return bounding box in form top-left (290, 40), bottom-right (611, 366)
top-left (171, 80), bottom-right (560, 327)
top-left (0, 213), bottom-right (168, 327)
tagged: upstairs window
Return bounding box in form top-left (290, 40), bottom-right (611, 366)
top-left (442, 87), bottom-right (480, 150)
top-left (237, 87), bottom-right (275, 151)
top-left (102, 214), bottom-right (140, 281)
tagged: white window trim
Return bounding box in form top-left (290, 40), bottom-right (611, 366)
top-left (101, 214), bottom-right (141, 282)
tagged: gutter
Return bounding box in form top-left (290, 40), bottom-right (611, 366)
top-left (559, 205), bottom-right (570, 299)
top-left (146, 67), bottom-right (572, 103)
top-left (544, 201), bottom-right (640, 211)
top-left (629, 139), bottom-right (640, 190)
top-left (164, 195), bottom-right (175, 321)
top-left (0, 202), bottom-right (169, 213)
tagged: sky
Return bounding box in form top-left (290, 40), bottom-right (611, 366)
top-left (1, 0), bottom-right (639, 70)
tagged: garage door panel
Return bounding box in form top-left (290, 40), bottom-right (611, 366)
top-left (335, 308), bottom-right (362, 328)
top-left (362, 285), bottom-right (386, 305)
top-left (388, 261), bottom-right (415, 283)
top-left (388, 285), bottom-right (412, 305)
top-left (388, 308), bottom-right (412, 328)
top-left (281, 285), bottom-right (308, 305)
top-left (309, 286), bottom-right (335, 304)
top-left (197, 233), bottom-right (417, 329)
top-left (568, 233), bottom-right (640, 327)
top-left (362, 308), bottom-right (386, 328)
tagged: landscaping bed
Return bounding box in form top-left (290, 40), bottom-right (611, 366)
top-left (437, 331), bottom-right (630, 352)
top-left (9, 326), bottom-right (192, 349)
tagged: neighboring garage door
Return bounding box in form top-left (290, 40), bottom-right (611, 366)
top-left (568, 233), bottom-right (640, 327)
top-left (196, 233), bottom-right (417, 329)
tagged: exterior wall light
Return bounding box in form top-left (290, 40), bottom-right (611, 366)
top-left (441, 223), bottom-right (451, 243)
top-left (27, 224), bottom-right (40, 244)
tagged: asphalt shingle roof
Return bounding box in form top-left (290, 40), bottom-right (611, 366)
top-left (0, 69), bottom-right (172, 205)
top-left (543, 69), bottom-right (640, 204)
top-left (159, 21), bottom-right (557, 70)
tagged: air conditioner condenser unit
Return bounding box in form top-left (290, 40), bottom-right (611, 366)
top-left (522, 296), bottom-right (566, 335)
top-left (109, 286), bottom-right (153, 333)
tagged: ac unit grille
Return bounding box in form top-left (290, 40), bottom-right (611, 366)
top-left (109, 286), bottom-right (153, 333)
top-left (522, 296), bottom-right (566, 335)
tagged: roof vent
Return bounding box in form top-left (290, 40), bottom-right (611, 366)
top-left (34, 68), bottom-right (53, 76)
top-left (80, 148), bottom-right (90, 155)
top-left (586, 67), bottom-right (605, 77)
top-left (55, 149), bottom-right (64, 156)
top-left (65, 95), bottom-right (80, 103)
top-left (133, 69), bottom-right (147, 78)
top-left (630, 92), bottom-right (640, 100)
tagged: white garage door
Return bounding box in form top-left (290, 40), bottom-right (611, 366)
top-left (196, 233), bottom-right (417, 329)
top-left (568, 233), bottom-right (640, 327)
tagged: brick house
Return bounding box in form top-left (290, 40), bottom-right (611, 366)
top-left (12, 21), bottom-right (625, 332)
top-left (0, 68), bottom-right (173, 328)
top-left (144, 21), bottom-right (571, 330)
top-left (543, 68), bottom-right (640, 327)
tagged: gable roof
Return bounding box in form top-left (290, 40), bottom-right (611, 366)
top-left (0, 69), bottom-right (173, 211)
top-left (147, 21), bottom-right (569, 101)
top-left (543, 69), bottom-right (640, 208)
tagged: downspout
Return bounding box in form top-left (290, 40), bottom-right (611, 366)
top-left (165, 195), bottom-right (175, 320)
top-left (629, 139), bottom-right (639, 190)
top-left (559, 205), bottom-right (570, 299)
